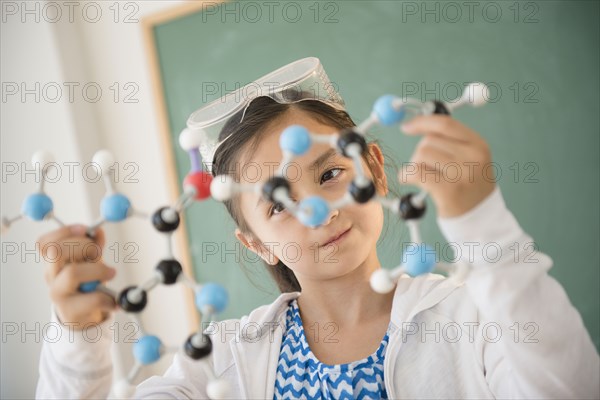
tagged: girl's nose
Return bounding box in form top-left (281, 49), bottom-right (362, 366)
top-left (320, 207), bottom-right (339, 227)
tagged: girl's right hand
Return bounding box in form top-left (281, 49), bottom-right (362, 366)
top-left (37, 224), bottom-right (117, 329)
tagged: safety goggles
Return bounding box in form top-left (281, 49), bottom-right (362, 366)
top-left (186, 57), bottom-right (346, 173)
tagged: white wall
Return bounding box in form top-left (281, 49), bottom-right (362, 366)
top-left (0, 1), bottom-right (195, 398)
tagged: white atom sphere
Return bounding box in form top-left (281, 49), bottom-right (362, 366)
top-left (31, 150), bottom-right (54, 170)
top-left (161, 207), bottom-right (178, 224)
top-left (206, 379), bottom-right (230, 399)
top-left (370, 269), bottom-right (395, 294)
top-left (210, 175), bottom-right (234, 201)
top-left (464, 82), bottom-right (489, 107)
top-left (113, 379), bottom-right (135, 399)
top-left (179, 128), bottom-right (205, 151)
top-left (92, 150), bottom-right (115, 174)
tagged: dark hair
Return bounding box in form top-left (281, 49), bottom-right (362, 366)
top-left (211, 96), bottom-right (401, 293)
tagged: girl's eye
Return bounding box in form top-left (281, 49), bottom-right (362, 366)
top-left (269, 202), bottom-right (286, 216)
top-left (268, 168), bottom-right (344, 217)
top-left (320, 168), bottom-right (343, 184)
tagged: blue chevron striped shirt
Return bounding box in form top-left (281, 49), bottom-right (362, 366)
top-left (273, 299), bottom-right (390, 399)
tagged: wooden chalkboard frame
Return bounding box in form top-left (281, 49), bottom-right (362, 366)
top-left (141, 1), bottom-right (224, 331)
top-left (138, 1), bottom-right (599, 348)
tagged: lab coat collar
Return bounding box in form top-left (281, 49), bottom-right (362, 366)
top-left (230, 274), bottom-right (462, 398)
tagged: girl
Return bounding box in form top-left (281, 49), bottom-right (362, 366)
top-left (36, 58), bottom-right (599, 399)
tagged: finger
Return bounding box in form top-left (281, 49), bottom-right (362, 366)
top-left (59, 292), bottom-right (117, 321)
top-left (37, 225), bottom-right (86, 253)
top-left (401, 115), bottom-right (484, 145)
top-left (38, 224), bottom-right (104, 258)
top-left (412, 139), bottom-right (457, 166)
top-left (417, 134), bottom-right (479, 161)
top-left (399, 146), bottom-right (451, 187)
top-left (51, 262), bottom-right (116, 296)
top-left (85, 226), bottom-right (106, 250)
top-left (416, 135), bottom-right (456, 160)
top-left (42, 237), bottom-right (104, 279)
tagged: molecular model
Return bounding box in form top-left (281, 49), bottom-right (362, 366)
top-left (1, 150), bottom-right (231, 399)
top-left (203, 82), bottom-right (489, 294)
top-left (4, 82), bottom-right (488, 399)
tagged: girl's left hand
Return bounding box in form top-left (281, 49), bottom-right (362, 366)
top-left (398, 114), bottom-right (496, 218)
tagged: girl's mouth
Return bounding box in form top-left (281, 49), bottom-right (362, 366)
top-left (322, 227), bottom-right (351, 247)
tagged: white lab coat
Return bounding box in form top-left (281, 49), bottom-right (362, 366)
top-left (36, 187), bottom-right (600, 399)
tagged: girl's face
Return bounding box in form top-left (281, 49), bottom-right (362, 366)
top-left (235, 108), bottom-right (388, 284)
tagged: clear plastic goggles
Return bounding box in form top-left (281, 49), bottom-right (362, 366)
top-left (186, 57), bottom-right (346, 172)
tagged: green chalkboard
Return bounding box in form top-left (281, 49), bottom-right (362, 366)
top-left (148, 0), bottom-right (599, 348)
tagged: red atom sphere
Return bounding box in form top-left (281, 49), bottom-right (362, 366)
top-left (184, 171), bottom-right (213, 200)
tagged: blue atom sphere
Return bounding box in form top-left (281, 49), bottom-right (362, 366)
top-left (404, 244), bottom-right (436, 276)
top-left (195, 283), bottom-right (229, 314)
top-left (280, 125), bottom-right (311, 156)
top-left (133, 335), bottom-right (162, 365)
top-left (78, 280), bottom-right (100, 293)
top-left (298, 196), bottom-right (330, 227)
top-left (373, 95), bottom-right (406, 126)
top-left (100, 193), bottom-right (131, 222)
top-left (21, 193), bottom-right (53, 221)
